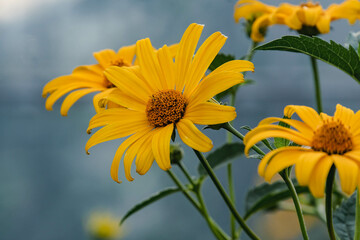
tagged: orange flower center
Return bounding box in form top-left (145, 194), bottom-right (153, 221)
top-left (146, 90), bottom-right (187, 128)
top-left (312, 119), bottom-right (353, 155)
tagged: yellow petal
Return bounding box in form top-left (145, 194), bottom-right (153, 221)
top-left (177, 118), bottom-right (213, 152)
top-left (86, 121), bottom-right (150, 154)
top-left (308, 156), bottom-right (333, 198)
top-left (297, 5), bottom-right (323, 26)
top-left (295, 151), bottom-right (327, 186)
top-left (92, 88), bottom-right (114, 113)
top-left (104, 89), bottom-right (146, 112)
top-left (316, 14), bottom-right (331, 33)
top-left (110, 128), bottom-right (152, 183)
top-left (104, 66), bottom-right (152, 102)
top-left (284, 105), bottom-right (322, 130)
top-left (136, 38), bottom-right (164, 90)
top-left (333, 154), bottom-right (359, 195)
top-left (183, 32), bottom-right (227, 98)
top-left (152, 124), bottom-right (174, 171)
top-left (175, 23), bottom-right (204, 91)
top-left (188, 71), bottom-right (244, 107)
top-left (72, 64), bottom-right (104, 79)
top-left (136, 133), bottom-right (154, 175)
top-left (184, 102), bottom-right (236, 125)
top-left (117, 44), bottom-right (136, 64)
top-left (210, 60), bottom-right (254, 75)
top-left (258, 146), bottom-right (308, 176)
top-left (251, 14), bottom-right (271, 42)
top-left (60, 88), bottom-right (103, 116)
top-left (167, 43), bottom-right (179, 58)
top-left (244, 125), bottom-right (312, 155)
top-left (93, 49), bottom-right (117, 69)
top-left (259, 117), bottom-right (314, 137)
top-left (351, 110), bottom-right (360, 134)
top-left (345, 150), bottom-right (360, 162)
top-left (157, 45), bottom-right (176, 89)
top-left (234, 0), bottom-right (274, 22)
top-left (334, 104), bottom-right (354, 127)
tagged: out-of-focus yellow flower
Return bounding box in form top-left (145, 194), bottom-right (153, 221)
top-left (86, 23), bottom-right (254, 183)
top-left (234, 0), bottom-right (276, 42)
top-left (42, 44), bottom-right (178, 116)
top-left (244, 104), bottom-right (360, 198)
top-left (86, 212), bottom-right (122, 240)
top-left (327, 0), bottom-right (360, 25)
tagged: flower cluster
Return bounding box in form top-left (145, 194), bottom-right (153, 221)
top-left (234, 0), bottom-right (360, 42)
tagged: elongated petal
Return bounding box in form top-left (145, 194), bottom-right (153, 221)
top-left (93, 49), bottom-right (117, 69)
top-left (175, 23), bottom-right (204, 91)
top-left (185, 102), bottom-right (236, 125)
top-left (188, 71), bottom-right (244, 107)
top-left (259, 117), bottom-right (314, 137)
top-left (110, 128), bottom-right (152, 183)
top-left (177, 118), bottom-right (213, 152)
top-left (152, 124), bottom-right (174, 171)
top-left (93, 88), bottom-right (114, 113)
top-left (105, 66), bottom-right (152, 103)
top-left (345, 150), bottom-right (360, 162)
top-left (86, 121), bottom-right (150, 153)
top-left (334, 104), bottom-right (354, 126)
top-left (244, 125), bottom-right (312, 155)
top-left (183, 32), bottom-right (227, 98)
top-left (210, 60), bottom-right (254, 75)
top-left (308, 156), bottom-right (333, 198)
top-left (351, 110), bottom-right (360, 134)
top-left (284, 105), bottom-right (322, 130)
top-left (104, 89), bottom-right (147, 112)
top-left (87, 108), bottom-right (147, 133)
top-left (136, 133), bottom-right (155, 175)
top-left (157, 45), bottom-right (176, 89)
top-left (297, 5), bottom-right (322, 26)
top-left (72, 64), bottom-right (104, 78)
top-left (295, 151), bottom-right (327, 186)
top-left (333, 155), bottom-right (359, 195)
top-left (60, 88), bottom-right (103, 116)
top-left (316, 14), bottom-right (331, 33)
top-left (258, 146), bottom-right (309, 176)
top-left (251, 14), bottom-right (271, 42)
top-left (117, 44), bottom-right (136, 64)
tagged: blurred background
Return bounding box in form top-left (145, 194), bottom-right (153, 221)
top-left (1, 0), bottom-right (359, 239)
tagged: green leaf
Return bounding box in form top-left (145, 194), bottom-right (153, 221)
top-left (256, 35), bottom-right (360, 83)
top-left (245, 179), bottom-right (309, 219)
top-left (197, 142), bottom-right (245, 177)
top-left (274, 116), bottom-right (291, 149)
top-left (209, 53), bottom-right (235, 71)
top-left (333, 193), bottom-right (356, 240)
top-left (120, 187), bottom-right (180, 225)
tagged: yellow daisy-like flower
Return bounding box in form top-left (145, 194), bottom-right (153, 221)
top-left (42, 45), bottom-right (136, 116)
top-left (244, 104), bottom-right (360, 198)
top-left (234, 0), bottom-right (277, 42)
top-left (42, 44), bottom-right (178, 116)
top-left (86, 23), bottom-right (254, 183)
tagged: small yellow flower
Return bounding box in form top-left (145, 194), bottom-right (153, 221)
top-left (42, 44), bottom-right (178, 116)
top-left (234, 0), bottom-right (276, 42)
top-left (86, 23), bottom-right (254, 183)
top-left (244, 104), bottom-right (360, 198)
top-left (86, 211), bottom-right (121, 240)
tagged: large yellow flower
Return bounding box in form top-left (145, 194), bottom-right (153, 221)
top-left (234, 0), bottom-right (277, 42)
top-left (86, 23), bottom-right (254, 183)
top-left (244, 104), bottom-right (360, 198)
top-left (42, 44), bottom-right (178, 116)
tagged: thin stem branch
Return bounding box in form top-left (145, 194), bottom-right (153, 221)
top-left (355, 189), bottom-right (360, 240)
top-left (325, 165), bottom-right (336, 240)
top-left (193, 149), bottom-right (260, 240)
top-left (280, 171), bottom-right (309, 240)
top-left (177, 162), bottom-right (195, 186)
top-left (310, 56), bottom-right (323, 113)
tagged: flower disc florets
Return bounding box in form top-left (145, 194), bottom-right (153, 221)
top-left (146, 90), bottom-right (187, 128)
top-left (312, 119), bottom-right (353, 155)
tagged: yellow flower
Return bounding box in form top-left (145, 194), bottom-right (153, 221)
top-left (327, 0), bottom-right (360, 25)
top-left (234, 0), bottom-right (277, 42)
top-left (42, 44), bottom-right (178, 116)
top-left (244, 104), bottom-right (360, 198)
top-left (86, 211), bottom-right (121, 240)
top-left (86, 23), bottom-right (254, 183)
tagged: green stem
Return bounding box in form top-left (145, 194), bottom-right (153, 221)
top-left (310, 56), bottom-right (323, 113)
top-left (325, 165), bottom-right (336, 240)
top-left (177, 162), bottom-right (195, 186)
top-left (167, 170), bottom-right (230, 240)
top-left (280, 171), bottom-right (309, 240)
top-left (193, 149), bottom-right (260, 240)
top-left (355, 189), bottom-right (360, 240)
top-left (223, 122), bottom-right (265, 156)
top-left (245, 41), bottom-right (259, 61)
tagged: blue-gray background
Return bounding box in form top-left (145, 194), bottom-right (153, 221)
top-left (1, 0), bottom-right (359, 239)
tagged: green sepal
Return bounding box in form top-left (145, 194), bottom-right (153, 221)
top-left (333, 192), bottom-right (356, 240)
top-left (197, 142), bottom-right (245, 177)
top-left (256, 35), bottom-right (360, 83)
top-left (120, 187), bottom-right (180, 225)
top-left (244, 179), bottom-right (309, 219)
